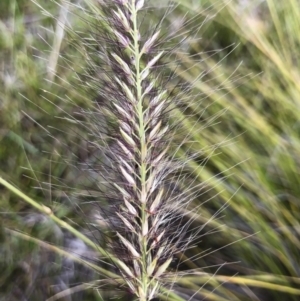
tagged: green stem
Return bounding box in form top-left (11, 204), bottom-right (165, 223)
top-left (0, 176), bottom-right (121, 266)
top-left (131, 1), bottom-right (149, 300)
top-left (6, 228), bottom-right (118, 279)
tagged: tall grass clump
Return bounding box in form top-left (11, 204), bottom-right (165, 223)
top-left (165, 0), bottom-right (300, 300)
top-left (2, 0), bottom-right (300, 300)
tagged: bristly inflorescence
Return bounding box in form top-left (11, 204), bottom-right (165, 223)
top-left (75, 0), bottom-right (204, 300)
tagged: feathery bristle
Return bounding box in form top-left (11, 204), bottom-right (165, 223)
top-left (56, 0), bottom-right (222, 300)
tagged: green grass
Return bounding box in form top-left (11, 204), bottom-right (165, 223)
top-left (168, 0), bottom-right (300, 300)
top-left (1, 0), bottom-right (300, 300)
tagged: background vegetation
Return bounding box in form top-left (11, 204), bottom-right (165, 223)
top-left (1, 0), bottom-right (300, 300)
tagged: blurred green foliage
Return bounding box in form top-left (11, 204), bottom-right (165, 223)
top-left (1, 0), bottom-right (300, 300)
